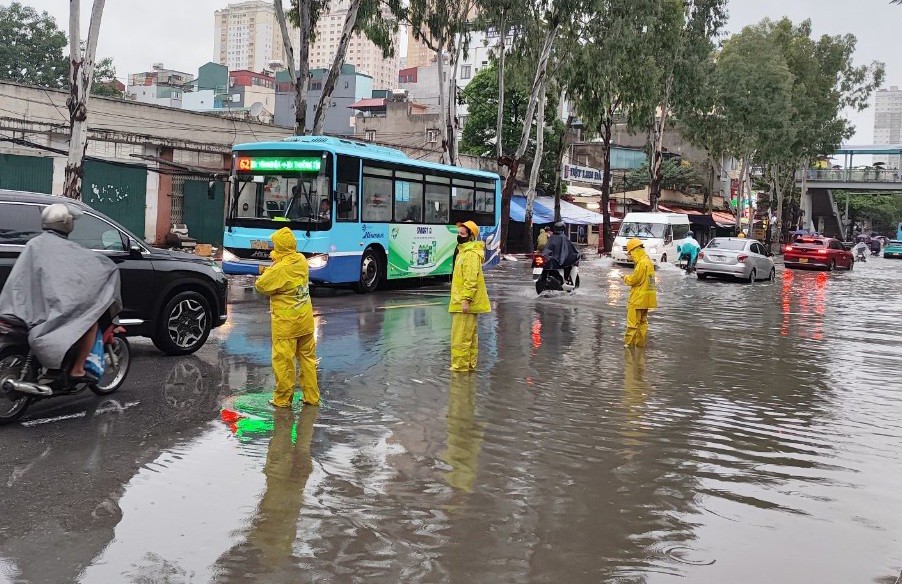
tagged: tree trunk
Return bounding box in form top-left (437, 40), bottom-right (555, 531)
top-left (498, 23), bottom-right (559, 253)
top-left (734, 155), bottom-right (747, 231)
top-left (495, 12), bottom-right (507, 161)
top-left (296, 0), bottom-right (311, 135)
top-left (447, 40), bottom-right (463, 166)
top-left (600, 115), bottom-right (614, 253)
top-left (648, 78), bottom-right (672, 211)
top-left (523, 82), bottom-right (546, 252)
top-left (273, 0), bottom-right (297, 91)
top-left (770, 164), bottom-right (784, 251)
top-left (436, 46), bottom-right (450, 165)
top-left (63, 0), bottom-right (105, 200)
top-left (312, 0), bottom-right (362, 135)
top-left (799, 158), bottom-right (810, 232)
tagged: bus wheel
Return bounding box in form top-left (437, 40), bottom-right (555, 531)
top-left (354, 248), bottom-right (382, 294)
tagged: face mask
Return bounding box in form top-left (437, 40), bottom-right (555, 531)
top-left (457, 235), bottom-right (470, 244)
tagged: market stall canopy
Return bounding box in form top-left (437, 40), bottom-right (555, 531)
top-left (509, 195), bottom-right (555, 223)
top-left (535, 196), bottom-right (605, 225)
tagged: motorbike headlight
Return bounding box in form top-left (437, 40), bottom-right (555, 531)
top-left (308, 254), bottom-right (328, 269)
top-left (222, 249), bottom-right (238, 263)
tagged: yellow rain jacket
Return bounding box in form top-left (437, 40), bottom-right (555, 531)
top-left (449, 240), bottom-right (491, 314)
top-left (254, 228), bottom-right (314, 339)
top-left (624, 247), bottom-right (658, 310)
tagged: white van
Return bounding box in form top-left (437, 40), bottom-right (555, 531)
top-left (611, 212), bottom-right (692, 265)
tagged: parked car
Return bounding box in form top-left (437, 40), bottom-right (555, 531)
top-left (783, 236), bottom-right (854, 271)
top-left (884, 240), bottom-right (902, 259)
top-left (0, 190), bottom-right (228, 355)
top-left (696, 237), bottom-right (776, 283)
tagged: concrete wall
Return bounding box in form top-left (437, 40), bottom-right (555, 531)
top-left (274, 71), bottom-right (374, 135)
top-left (182, 90), bottom-right (217, 111)
top-left (354, 101), bottom-right (441, 149)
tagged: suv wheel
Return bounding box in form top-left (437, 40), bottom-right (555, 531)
top-left (153, 291), bottom-right (212, 356)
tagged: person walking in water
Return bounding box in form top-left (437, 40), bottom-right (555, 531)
top-left (255, 227), bottom-right (320, 408)
top-left (536, 226), bottom-right (551, 252)
top-left (449, 220), bottom-right (491, 372)
top-left (620, 238), bottom-right (657, 347)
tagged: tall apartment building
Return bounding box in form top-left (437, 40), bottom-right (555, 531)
top-left (873, 86), bottom-right (902, 168)
top-left (308, 0), bottom-right (399, 90)
top-left (405, 26), bottom-right (432, 69)
top-left (214, 1), bottom-right (299, 72)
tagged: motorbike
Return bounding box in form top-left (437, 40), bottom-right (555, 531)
top-left (856, 248), bottom-right (868, 263)
top-left (532, 253), bottom-right (580, 294)
top-left (0, 316), bottom-right (131, 424)
top-left (677, 252), bottom-right (696, 273)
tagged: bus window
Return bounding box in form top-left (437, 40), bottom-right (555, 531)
top-left (362, 174), bottom-right (392, 222)
top-left (425, 182), bottom-right (450, 224)
top-left (394, 171), bottom-right (424, 222)
top-left (336, 155), bottom-right (359, 222)
top-left (452, 187), bottom-right (474, 211)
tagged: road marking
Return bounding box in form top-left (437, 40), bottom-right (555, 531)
top-left (21, 400), bottom-right (141, 427)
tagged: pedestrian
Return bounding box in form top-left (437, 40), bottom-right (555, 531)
top-left (536, 226), bottom-right (551, 252)
top-left (578, 224), bottom-right (586, 244)
top-left (620, 238), bottom-right (657, 348)
top-left (449, 220), bottom-right (491, 372)
top-left (254, 227), bottom-right (320, 408)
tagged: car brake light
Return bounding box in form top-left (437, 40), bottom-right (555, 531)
top-left (737, 254), bottom-right (748, 262)
top-left (818, 249), bottom-right (827, 254)
top-left (784, 245), bottom-right (793, 252)
top-left (699, 252), bottom-right (705, 259)
top-left (534, 255), bottom-right (544, 266)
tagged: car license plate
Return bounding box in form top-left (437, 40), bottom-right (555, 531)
top-left (711, 256), bottom-right (724, 262)
top-left (532, 267), bottom-right (543, 276)
top-left (799, 258), bottom-right (808, 264)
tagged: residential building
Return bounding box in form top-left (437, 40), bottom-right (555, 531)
top-left (308, 0), bottom-right (399, 91)
top-left (274, 64), bottom-right (374, 136)
top-left (183, 62), bottom-right (230, 111)
top-left (214, 1), bottom-right (300, 72)
top-left (405, 26), bottom-right (432, 69)
top-left (126, 63), bottom-right (195, 108)
top-left (352, 95), bottom-right (441, 151)
top-left (873, 86), bottom-right (902, 168)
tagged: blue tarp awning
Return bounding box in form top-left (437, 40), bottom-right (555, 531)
top-left (510, 195), bottom-right (555, 224)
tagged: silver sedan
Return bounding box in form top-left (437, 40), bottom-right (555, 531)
top-left (696, 238), bottom-right (776, 283)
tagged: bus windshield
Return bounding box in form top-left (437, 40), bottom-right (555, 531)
top-left (230, 155), bottom-right (332, 229)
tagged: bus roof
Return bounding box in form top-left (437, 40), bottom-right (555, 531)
top-left (234, 136), bottom-right (502, 181)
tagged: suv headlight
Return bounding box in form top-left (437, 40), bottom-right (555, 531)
top-left (222, 249), bottom-right (238, 263)
top-left (308, 254), bottom-right (328, 269)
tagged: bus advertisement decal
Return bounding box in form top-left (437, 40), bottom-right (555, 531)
top-left (387, 225), bottom-right (457, 279)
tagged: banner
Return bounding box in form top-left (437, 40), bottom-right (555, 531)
top-left (387, 225), bottom-right (458, 279)
top-left (563, 163), bottom-right (604, 185)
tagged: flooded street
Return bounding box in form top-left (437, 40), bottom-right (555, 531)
top-left (2, 255), bottom-right (902, 583)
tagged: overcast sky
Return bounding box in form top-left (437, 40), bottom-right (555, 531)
top-left (22, 0), bottom-right (900, 144)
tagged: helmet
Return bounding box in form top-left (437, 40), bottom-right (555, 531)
top-left (456, 220), bottom-right (479, 239)
top-left (552, 221), bottom-right (565, 234)
top-left (626, 238), bottom-right (644, 253)
top-left (41, 203), bottom-right (77, 235)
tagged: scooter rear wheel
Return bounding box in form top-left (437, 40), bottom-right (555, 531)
top-left (90, 335), bottom-right (131, 396)
top-left (0, 349), bottom-right (32, 424)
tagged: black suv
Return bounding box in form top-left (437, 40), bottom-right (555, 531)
top-left (0, 190), bottom-right (228, 355)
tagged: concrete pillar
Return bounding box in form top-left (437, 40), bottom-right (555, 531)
top-left (801, 189), bottom-right (813, 232)
top-left (144, 163), bottom-right (160, 244)
top-left (155, 147), bottom-right (174, 244)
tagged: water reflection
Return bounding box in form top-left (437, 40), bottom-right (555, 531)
top-left (441, 372), bottom-right (484, 496)
top-left (213, 407), bottom-right (318, 581)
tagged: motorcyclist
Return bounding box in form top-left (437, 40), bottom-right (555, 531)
top-left (853, 240), bottom-right (869, 262)
top-left (542, 222), bottom-right (580, 284)
top-left (676, 232), bottom-right (701, 271)
top-left (0, 203), bottom-right (122, 381)
top-left (870, 236), bottom-right (882, 256)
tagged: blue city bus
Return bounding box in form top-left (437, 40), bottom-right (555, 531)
top-left (221, 136), bottom-right (502, 292)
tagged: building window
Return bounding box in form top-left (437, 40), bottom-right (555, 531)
top-left (460, 65), bottom-right (471, 80)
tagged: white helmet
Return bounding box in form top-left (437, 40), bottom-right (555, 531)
top-left (41, 203), bottom-right (78, 235)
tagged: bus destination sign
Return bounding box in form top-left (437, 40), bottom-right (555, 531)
top-left (235, 156), bottom-right (322, 173)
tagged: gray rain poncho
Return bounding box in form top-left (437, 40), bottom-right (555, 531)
top-left (0, 231), bottom-right (122, 368)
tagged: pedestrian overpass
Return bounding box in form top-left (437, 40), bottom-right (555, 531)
top-left (796, 145), bottom-right (902, 237)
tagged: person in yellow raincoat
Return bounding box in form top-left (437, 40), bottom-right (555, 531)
top-left (254, 227), bottom-right (320, 408)
top-left (449, 220), bottom-right (491, 371)
top-left (620, 237), bottom-right (658, 347)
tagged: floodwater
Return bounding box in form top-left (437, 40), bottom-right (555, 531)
top-left (1, 255), bottom-right (902, 583)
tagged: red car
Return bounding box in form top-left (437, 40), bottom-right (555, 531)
top-left (783, 237), bottom-right (854, 271)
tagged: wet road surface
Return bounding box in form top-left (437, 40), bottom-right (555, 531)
top-left (1, 255), bottom-right (902, 583)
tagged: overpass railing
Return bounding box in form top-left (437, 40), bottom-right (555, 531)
top-left (799, 169), bottom-right (902, 183)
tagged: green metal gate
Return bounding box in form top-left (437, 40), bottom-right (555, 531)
top-left (183, 179), bottom-right (225, 246)
top-left (82, 160), bottom-right (147, 237)
top-left (0, 153), bottom-right (53, 193)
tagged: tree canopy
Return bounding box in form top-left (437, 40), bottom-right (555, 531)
top-left (0, 2), bottom-right (68, 88)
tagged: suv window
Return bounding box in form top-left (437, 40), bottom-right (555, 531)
top-left (0, 203), bottom-right (42, 245)
top-left (69, 213), bottom-right (125, 251)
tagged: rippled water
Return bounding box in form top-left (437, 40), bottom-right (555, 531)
top-left (4, 255), bottom-right (901, 583)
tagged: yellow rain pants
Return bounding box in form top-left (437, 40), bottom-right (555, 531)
top-left (272, 334), bottom-right (319, 407)
top-left (624, 308), bottom-right (650, 347)
top-left (450, 313), bottom-right (479, 372)
top-left (623, 247), bottom-right (657, 347)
